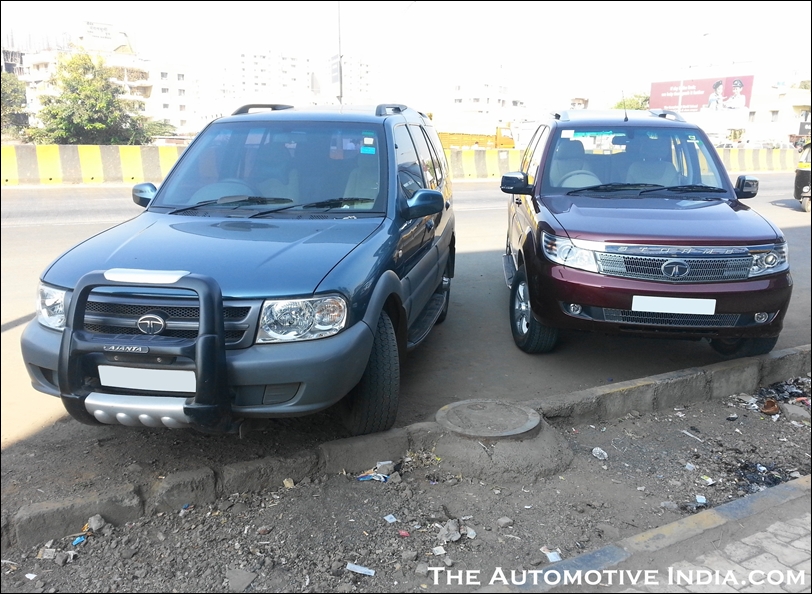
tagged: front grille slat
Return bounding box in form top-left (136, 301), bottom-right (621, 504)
top-left (603, 309), bottom-right (740, 327)
top-left (598, 254), bottom-right (752, 282)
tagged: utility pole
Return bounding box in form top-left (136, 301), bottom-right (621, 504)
top-left (337, 1), bottom-right (343, 104)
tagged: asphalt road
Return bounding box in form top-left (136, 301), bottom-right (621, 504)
top-left (1, 174), bottom-right (809, 447)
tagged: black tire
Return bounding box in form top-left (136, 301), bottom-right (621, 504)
top-left (435, 270), bottom-right (451, 325)
top-left (709, 336), bottom-right (779, 358)
top-left (341, 311), bottom-right (400, 436)
top-left (509, 266), bottom-right (558, 353)
top-left (802, 197), bottom-right (811, 213)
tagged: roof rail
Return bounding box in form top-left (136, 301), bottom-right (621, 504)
top-left (649, 109), bottom-right (685, 122)
top-left (375, 104), bottom-right (408, 116)
top-left (232, 104), bottom-right (294, 115)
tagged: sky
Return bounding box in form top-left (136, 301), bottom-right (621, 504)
top-left (2, 0), bottom-right (810, 111)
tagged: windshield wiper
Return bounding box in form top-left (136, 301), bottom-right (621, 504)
top-left (301, 198), bottom-right (376, 209)
top-left (567, 183), bottom-right (662, 195)
top-left (638, 184), bottom-right (728, 195)
top-left (168, 196), bottom-right (292, 215)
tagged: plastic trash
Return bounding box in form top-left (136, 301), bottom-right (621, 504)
top-left (591, 447), bottom-right (608, 461)
top-left (383, 514), bottom-right (397, 523)
top-left (346, 562), bottom-right (375, 576)
top-left (541, 546), bottom-right (562, 562)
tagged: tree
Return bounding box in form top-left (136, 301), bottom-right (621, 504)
top-left (1, 71), bottom-right (28, 132)
top-left (24, 52), bottom-right (165, 145)
top-left (611, 94), bottom-right (650, 111)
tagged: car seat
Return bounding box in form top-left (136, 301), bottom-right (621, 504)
top-left (343, 152), bottom-right (380, 200)
top-left (253, 143), bottom-right (299, 200)
top-left (625, 136), bottom-right (680, 186)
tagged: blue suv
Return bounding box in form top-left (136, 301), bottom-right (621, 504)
top-left (21, 103), bottom-right (455, 436)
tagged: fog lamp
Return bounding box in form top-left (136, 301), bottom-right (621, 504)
top-left (567, 303), bottom-right (583, 315)
top-left (754, 312), bottom-right (769, 324)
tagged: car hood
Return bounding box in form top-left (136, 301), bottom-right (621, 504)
top-left (541, 195), bottom-right (782, 244)
top-left (42, 213), bottom-right (383, 297)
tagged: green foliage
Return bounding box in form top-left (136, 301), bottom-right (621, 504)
top-left (797, 80), bottom-right (810, 90)
top-left (611, 94), bottom-right (650, 111)
top-left (1, 71), bottom-right (28, 131)
top-left (24, 52), bottom-right (165, 145)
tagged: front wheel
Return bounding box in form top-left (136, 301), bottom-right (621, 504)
top-left (509, 267), bottom-right (558, 353)
top-left (709, 336), bottom-right (778, 359)
top-left (340, 311), bottom-right (400, 436)
top-left (801, 196), bottom-right (810, 213)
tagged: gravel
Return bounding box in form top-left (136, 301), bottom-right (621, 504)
top-left (1, 375), bottom-right (809, 593)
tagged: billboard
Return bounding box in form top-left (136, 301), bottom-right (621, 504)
top-left (650, 75), bottom-right (754, 113)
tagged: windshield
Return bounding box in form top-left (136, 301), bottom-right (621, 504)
top-left (154, 121), bottom-right (387, 214)
top-left (541, 126), bottom-right (730, 195)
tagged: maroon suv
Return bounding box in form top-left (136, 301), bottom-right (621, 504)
top-left (500, 109), bottom-right (792, 358)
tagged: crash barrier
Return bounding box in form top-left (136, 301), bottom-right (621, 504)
top-left (1, 145), bottom-right (186, 185)
top-left (0, 145), bottom-right (801, 185)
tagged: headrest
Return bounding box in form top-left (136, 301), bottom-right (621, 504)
top-left (555, 139), bottom-right (585, 160)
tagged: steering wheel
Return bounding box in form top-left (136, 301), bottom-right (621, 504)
top-left (189, 179), bottom-right (259, 204)
top-left (217, 178), bottom-right (259, 195)
top-left (558, 170), bottom-right (602, 187)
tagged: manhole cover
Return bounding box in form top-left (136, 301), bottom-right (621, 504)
top-left (435, 400), bottom-right (541, 439)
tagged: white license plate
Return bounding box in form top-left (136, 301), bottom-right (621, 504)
top-left (632, 296), bottom-right (716, 315)
top-left (98, 366), bottom-right (196, 393)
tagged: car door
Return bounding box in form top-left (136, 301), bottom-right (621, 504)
top-left (393, 124), bottom-right (437, 325)
top-left (509, 125), bottom-right (549, 265)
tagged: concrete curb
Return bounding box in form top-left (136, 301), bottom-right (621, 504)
top-left (5, 345), bottom-right (810, 551)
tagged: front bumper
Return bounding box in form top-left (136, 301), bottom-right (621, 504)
top-left (20, 271), bottom-right (373, 432)
top-left (527, 263), bottom-right (792, 340)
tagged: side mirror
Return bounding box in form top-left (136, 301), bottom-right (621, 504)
top-left (734, 175), bottom-right (758, 200)
top-left (132, 182), bottom-right (158, 208)
top-left (501, 171), bottom-right (533, 195)
top-left (403, 189), bottom-right (444, 219)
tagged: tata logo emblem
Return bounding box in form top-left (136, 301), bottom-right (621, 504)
top-left (103, 345), bottom-right (149, 353)
top-left (662, 259), bottom-right (691, 278)
top-left (136, 313), bottom-right (167, 335)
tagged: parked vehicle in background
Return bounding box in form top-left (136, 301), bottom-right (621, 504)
top-left (20, 103), bottom-right (455, 436)
top-left (795, 142), bottom-right (811, 212)
top-left (500, 109), bottom-right (792, 359)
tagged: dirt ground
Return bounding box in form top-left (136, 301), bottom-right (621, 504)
top-left (1, 375), bottom-right (810, 593)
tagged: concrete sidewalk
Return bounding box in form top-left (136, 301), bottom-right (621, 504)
top-left (4, 345), bottom-right (811, 585)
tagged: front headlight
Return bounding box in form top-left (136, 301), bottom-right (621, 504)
top-left (36, 282), bottom-right (67, 330)
top-left (541, 232), bottom-right (599, 273)
top-left (749, 243), bottom-right (789, 278)
top-left (257, 295), bottom-right (347, 343)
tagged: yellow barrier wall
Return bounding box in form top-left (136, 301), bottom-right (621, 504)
top-left (0, 145), bottom-right (800, 186)
top-left (1, 145), bottom-right (186, 186)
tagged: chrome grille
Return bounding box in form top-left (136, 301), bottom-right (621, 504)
top-left (603, 309), bottom-right (740, 327)
top-left (598, 254), bottom-right (752, 282)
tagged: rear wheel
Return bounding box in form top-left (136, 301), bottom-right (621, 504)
top-left (801, 196), bottom-right (810, 213)
top-left (509, 266), bottom-right (558, 353)
top-left (340, 311), bottom-right (400, 436)
top-left (709, 336), bottom-right (778, 358)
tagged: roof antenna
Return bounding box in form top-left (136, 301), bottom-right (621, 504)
top-left (622, 91), bottom-right (629, 122)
